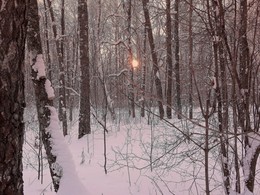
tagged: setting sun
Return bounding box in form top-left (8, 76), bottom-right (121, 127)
top-left (132, 59), bottom-right (139, 68)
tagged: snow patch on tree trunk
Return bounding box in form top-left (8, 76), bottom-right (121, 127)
top-left (32, 54), bottom-right (46, 79)
top-left (45, 79), bottom-right (55, 100)
top-left (243, 132), bottom-right (260, 181)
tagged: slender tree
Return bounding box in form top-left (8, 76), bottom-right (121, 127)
top-left (46, 0), bottom-right (68, 136)
top-left (0, 1), bottom-right (27, 194)
top-left (238, 0), bottom-right (260, 192)
top-left (142, 0), bottom-right (164, 119)
top-left (174, 0), bottom-right (182, 119)
top-left (59, 0), bottom-right (68, 135)
top-left (166, 0), bottom-right (173, 119)
top-left (141, 27), bottom-right (147, 118)
top-left (78, 0), bottom-right (91, 137)
top-left (188, 0), bottom-right (193, 119)
top-left (125, 0), bottom-right (135, 118)
top-left (43, 0), bottom-right (52, 81)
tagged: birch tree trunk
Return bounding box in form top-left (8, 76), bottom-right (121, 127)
top-left (27, 0), bottom-right (63, 191)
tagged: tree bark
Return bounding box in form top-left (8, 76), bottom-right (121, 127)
top-left (0, 1), bottom-right (27, 194)
top-left (142, 0), bottom-right (164, 119)
top-left (59, 0), bottom-right (68, 136)
top-left (211, 1), bottom-right (231, 193)
top-left (166, 0), bottom-right (173, 119)
top-left (46, 0), bottom-right (68, 136)
top-left (43, 0), bottom-right (52, 81)
top-left (125, 0), bottom-right (135, 118)
top-left (188, 0), bottom-right (193, 119)
top-left (27, 0), bottom-right (63, 191)
top-left (238, 0), bottom-right (259, 192)
top-left (78, 0), bottom-right (91, 137)
top-left (141, 27), bottom-right (147, 118)
top-left (174, 0), bottom-right (182, 119)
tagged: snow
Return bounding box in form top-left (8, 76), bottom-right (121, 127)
top-left (243, 188), bottom-right (254, 195)
top-left (230, 187), bottom-right (255, 195)
top-left (45, 79), bottom-right (55, 100)
top-left (243, 132), bottom-right (260, 181)
top-left (46, 106), bottom-right (89, 195)
top-left (23, 108), bottom-right (260, 195)
top-left (22, 116), bottom-right (214, 194)
top-left (32, 54), bottom-right (46, 79)
top-left (156, 71), bottom-right (160, 79)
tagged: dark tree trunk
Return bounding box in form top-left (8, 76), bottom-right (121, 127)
top-left (127, 0), bottom-right (136, 118)
top-left (188, 0), bottom-right (193, 119)
top-left (142, 0), bottom-right (164, 119)
top-left (59, 0), bottom-right (68, 136)
top-left (174, 0), bottom-right (182, 119)
top-left (78, 0), bottom-right (91, 138)
top-left (43, 0), bottom-right (52, 81)
top-left (141, 27), bottom-right (147, 118)
top-left (166, 0), bottom-right (173, 119)
top-left (0, 1), bottom-right (27, 194)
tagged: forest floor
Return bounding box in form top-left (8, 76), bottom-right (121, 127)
top-left (22, 108), bottom-right (260, 195)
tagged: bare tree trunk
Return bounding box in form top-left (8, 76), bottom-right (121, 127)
top-left (78, 0), bottom-right (91, 137)
top-left (141, 27), bottom-right (147, 118)
top-left (27, 0), bottom-right (63, 191)
top-left (43, 0), bottom-right (52, 81)
top-left (0, 1), bottom-right (26, 194)
top-left (204, 102), bottom-right (210, 195)
top-left (125, 0), bottom-right (135, 118)
top-left (174, 0), bottom-right (182, 119)
top-left (60, 0), bottom-right (68, 135)
top-left (142, 0), bottom-right (164, 119)
top-left (211, 1), bottom-right (231, 193)
top-left (166, 0), bottom-right (173, 119)
top-left (95, 0), bottom-right (116, 121)
top-left (238, 0), bottom-right (260, 192)
top-left (232, 79), bottom-right (241, 193)
top-left (232, 2), bottom-right (241, 192)
top-left (46, 0), bottom-right (68, 136)
top-left (188, 0), bottom-right (193, 119)
top-left (194, 73), bottom-right (216, 195)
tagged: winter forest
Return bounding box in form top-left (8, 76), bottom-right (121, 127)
top-left (0, 0), bottom-right (259, 195)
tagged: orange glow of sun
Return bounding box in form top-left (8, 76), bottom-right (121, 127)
top-left (132, 59), bottom-right (139, 68)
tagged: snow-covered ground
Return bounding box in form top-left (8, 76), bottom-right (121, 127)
top-left (23, 108), bottom-right (260, 195)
